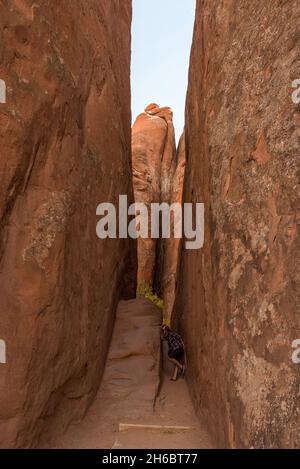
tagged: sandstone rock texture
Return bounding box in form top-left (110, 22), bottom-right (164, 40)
top-left (132, 104), bottom-right (176, 287)
top-left (0, 0), bottom-right (135, 448)
top-left (132, 104), bottom-right (184, 318)
top-left (174, 0), bottom-right (300, 448)
top-left (162, 133), bottom-right (186, 319)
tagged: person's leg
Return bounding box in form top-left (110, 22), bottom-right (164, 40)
top-left (171, 365), bottom-right (179, 381)
top-left (168, 356), bottom-right (183, 381)
top-left (168, 357), bottom-right (183, 370)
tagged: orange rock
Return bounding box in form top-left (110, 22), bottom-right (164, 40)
top-left (132, 104), bottom-right (177, 292)
top-left (173, 0), bottom-right (300, 449)
top-left (162, 133), bottom-right (186, 319)
top-left (252, 132), bottom-right (272, 165)
top-left (132, 106), bottom-right (185, 319)
top-left (0, 0), bottom-right (135, 448)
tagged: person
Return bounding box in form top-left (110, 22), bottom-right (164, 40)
top-left (161, 325), bottom-right (185, 381)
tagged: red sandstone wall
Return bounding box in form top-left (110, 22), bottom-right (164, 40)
top-left (174, 0), bottom-right (300, 448)
top-left (0, 0), bottom-right (135, 448)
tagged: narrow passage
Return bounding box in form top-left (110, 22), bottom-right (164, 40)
top-left (45, 299), bottom-right (212, 449)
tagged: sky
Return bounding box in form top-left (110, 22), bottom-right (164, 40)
top-left (131, 0), bottom-right (196, 141)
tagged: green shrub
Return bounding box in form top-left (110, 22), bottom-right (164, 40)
top-left (137, 280), bottom-right (164, 311)
top-left (137, 281), bottom-right (171, 326)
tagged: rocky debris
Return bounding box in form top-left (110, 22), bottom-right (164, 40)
top-left (173, 0), bottom-right (300, 449)
top-left (0, 0), bottom-right (135, 448)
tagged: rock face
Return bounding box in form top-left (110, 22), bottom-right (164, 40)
top-left (132, 104), bottom-right (176, 288)
top-left (162, 133), bottom-right (186, 319)
top-left (174, 0), bottom-right (300, 448)
top-left (0, 1), bottom-right (135, 448)
top-left (132, 104), bottom-right (184, 318)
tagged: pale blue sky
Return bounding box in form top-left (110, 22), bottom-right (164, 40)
top-left (131, 0), bottom-right (196, 141)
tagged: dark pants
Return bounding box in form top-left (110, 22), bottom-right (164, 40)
top-left (168, 348), bottom-right (184, 360)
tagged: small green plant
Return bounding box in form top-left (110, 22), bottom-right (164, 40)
top-left (137, 281), bottom-right (171, 326)
top-left (137, 280), bottom-right (164, 312)
top-left (163, 316), bottom-right (171, 327)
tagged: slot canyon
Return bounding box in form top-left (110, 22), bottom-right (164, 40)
top-left (0, 0), bottom-right (299, 450)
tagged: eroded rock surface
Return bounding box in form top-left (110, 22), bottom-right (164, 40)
top-left (0, 0), bottom-right (135, 448)
top-left (162, 133), bottom-right (186, 318)
top-left (132, 104), bottom-right (184, 317)
top-left (132, 104), bottom-right (176, 287)
top-left (174, 0), bottom-right (300, 449)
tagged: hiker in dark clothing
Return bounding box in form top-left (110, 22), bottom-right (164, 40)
top-left (161, 325), bottom-right (185, 381)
